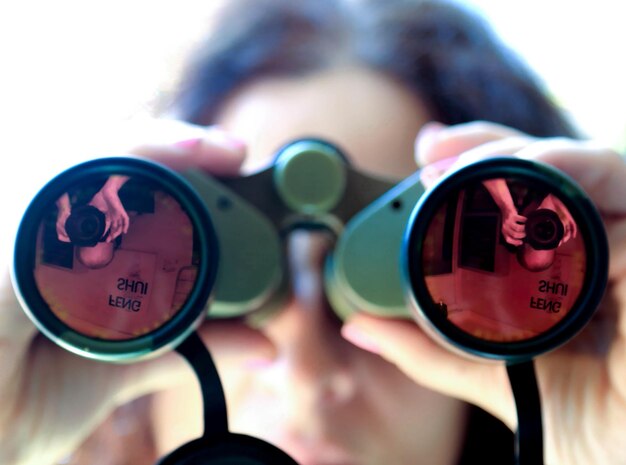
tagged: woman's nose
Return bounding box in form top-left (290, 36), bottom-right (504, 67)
top-left (266, 230), bottom-right (358, 411)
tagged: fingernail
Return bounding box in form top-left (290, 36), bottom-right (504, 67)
top-left (341, 324), bottom-right (381, 355)
top-left (419, 121), bottom-right (447, 138)
top-left (207, 126), bottom-right (247, 151)
top-left (415, 121), bottom-right (447, 155)
top-left (173, 138), bottom-right (202, 150)
top-left (417, 121), bottom-right (448, 139)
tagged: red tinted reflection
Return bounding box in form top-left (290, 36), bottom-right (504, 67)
top-left (34, 174), bottom-right (199, 340)
top-left (422, 177), bottom-right (585, 342)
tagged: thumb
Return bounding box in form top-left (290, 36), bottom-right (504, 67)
top-left (116, 320), bottom-right (276, 405)
top-left (518, 142), bottom-right (626, 215)
top-left (415, 121), bottom-right (527, 167)
top-left (341, 313), bottom-right (516, 429)
top-left (130, 125), bottom-right (247, 176)
top-left (111, 118), bottom-right (247, 176)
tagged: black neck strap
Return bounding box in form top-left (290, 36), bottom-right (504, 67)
top-left (506, 360), bottom-right (544, 465)
top-left (175, 331), bottom-right (229, 438)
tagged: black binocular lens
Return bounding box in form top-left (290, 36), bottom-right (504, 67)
top-left (405, 157), bottom-right (607, 361)
top-left (13, 157), bottom-right (217, 360)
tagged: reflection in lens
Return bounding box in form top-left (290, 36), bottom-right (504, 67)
top-left (33, 173), bottom-right (201, 340)
top-left (524, 208), bottom-right (564, 250)
top-left (65, 205), bottom-right (108, 246)
top-left (421, 176), bottom-right (586, 342)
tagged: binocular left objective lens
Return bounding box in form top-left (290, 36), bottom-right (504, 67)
top-left (13, 157), bottom-right (218, 361)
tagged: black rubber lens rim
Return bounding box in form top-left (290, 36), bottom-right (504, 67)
top-left (12, 157), bottom-right (218, 361)
top-left (403, 157), bottom-right (608, 362)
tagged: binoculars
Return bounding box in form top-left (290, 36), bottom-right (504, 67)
top-left (12, 138), bottom-right (608, 464)
top-left (13, 138), bottom-right (607, 362)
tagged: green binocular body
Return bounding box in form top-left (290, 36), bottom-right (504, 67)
top-left (182, 139), bottom-right (423, 322)
top-left (12, 138), bottom-right (608, 362)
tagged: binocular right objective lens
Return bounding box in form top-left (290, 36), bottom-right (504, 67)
top-left (404, 157), bottom-right (608, 361)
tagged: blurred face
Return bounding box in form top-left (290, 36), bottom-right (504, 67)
top-left (218, 66), bottom-right (426, 179)
top-left (156, 67), bottom-right (468, 465)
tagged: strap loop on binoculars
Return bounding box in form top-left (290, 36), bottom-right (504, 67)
top-left (507, 360), bottom-right (543, 465)
top-left (175, 331), bottom-right (228, 438)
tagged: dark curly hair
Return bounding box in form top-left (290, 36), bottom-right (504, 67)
top-left (170, 0), bottom-right (577, 138)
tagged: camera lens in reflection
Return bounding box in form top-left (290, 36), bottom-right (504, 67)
top-left (64, 205), bottom-right (109, 246)
top-left (524, 208), bottom-right (564, 250)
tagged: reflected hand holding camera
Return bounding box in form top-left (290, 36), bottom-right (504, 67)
top-left (56, 175), bottom-right (131, 244)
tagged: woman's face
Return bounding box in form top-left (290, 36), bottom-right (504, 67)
top-left (156, 67), bottom-right (468, 465)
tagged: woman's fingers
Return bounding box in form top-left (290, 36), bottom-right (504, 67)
top-left (197, 319), bottom-right (277, 368)
top-left (130, 125), bottom-right (246, 176)
top-left (415, 121), bottom-right (531, 166)
top-left (519, 143), bottom-right (626, 215)
top-left (0, 272), bottom-right (38, 389)
top-left (418, 123), bottom-right (626, 216)
top-left (115, 320), bottom-right (276, 406)
top-left (342, 313), bottom-right (516, 428)
top-left (415, 121), bottom-right (534, 189)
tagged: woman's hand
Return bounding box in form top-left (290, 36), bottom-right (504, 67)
top-left (0, 121), bottom-right (275, 465)
top-left (342, 121), bottom-right (626, 465)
